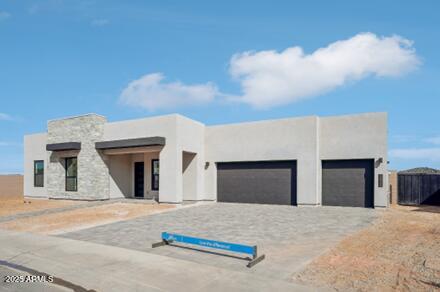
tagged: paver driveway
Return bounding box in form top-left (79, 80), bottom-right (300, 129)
top-left (62, 203), bottom-right (378, 281)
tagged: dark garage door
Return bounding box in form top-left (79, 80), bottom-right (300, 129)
top-left (217, 161), bottom-right (297, 205)
top-left (322, 160), bottom-right (374, 208)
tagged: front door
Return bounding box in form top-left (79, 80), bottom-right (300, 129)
top-left (134, 162), bottom-right (144, 198)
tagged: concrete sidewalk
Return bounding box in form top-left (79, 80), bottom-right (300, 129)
top-left (0, 266), bottom-right (69, 292)
top-left (0, 230), bottom-right (316, 292)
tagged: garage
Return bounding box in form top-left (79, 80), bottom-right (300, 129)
top-left (217, 160), bottom-right (297, 205)
top-left (322, 159), bottom-right (374, 208)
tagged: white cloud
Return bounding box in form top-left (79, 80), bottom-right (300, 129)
top-left (119, 73), bottom-right (218, 111)
top-left (91, 19), bottom-right (109, 27)
top-left (0, 113), bottom-right (12, 121)
top-left (0, 11), bottom-right (11, 20)
top-left (0, 141), bottom-right (22, 147)
top-left (425, 136), bottom-right (440, 145)
top-left (120, 33), bottom-right (420, 111)
top-left (391, 134), bottom-right (416, 143)
top-left (389, 148), bottom-right (440, 161)
top-left (229, 32), bottom-right (421, 108)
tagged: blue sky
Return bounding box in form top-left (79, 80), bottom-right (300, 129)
top-left (0, 0), bottom-right (439, 173)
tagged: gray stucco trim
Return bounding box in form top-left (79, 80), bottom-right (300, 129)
top-left (95, 136), bottom-right (166, 150)
top-left (46, 142), bottom-right (81, 151)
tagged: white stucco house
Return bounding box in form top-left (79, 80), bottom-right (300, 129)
top-left (24, 112), bottom-right (388, 208)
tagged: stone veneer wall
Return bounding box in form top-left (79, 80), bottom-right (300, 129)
top-left (47, 114), bottom-right (109, 200)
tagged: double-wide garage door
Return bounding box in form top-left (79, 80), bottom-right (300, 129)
top-left (322, 159), bottom-right (374, 208)
top-left (217, 161), bottom-right (297, 205)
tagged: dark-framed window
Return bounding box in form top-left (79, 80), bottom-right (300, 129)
top-left (151, 159), bottom-right (159, 191)
top-left (65, 157), bottom-right (78, 192)
top-left (34, 160), bottom-right (44, 187)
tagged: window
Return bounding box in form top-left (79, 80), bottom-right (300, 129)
top-left (151, 159), bottom-right (159, 191)
top-left (65, 157), bottom-right (78, 192)
top-left (378, 174), bottom-right (383, 188)
top-left (34, 160), bottom-right (44, 187)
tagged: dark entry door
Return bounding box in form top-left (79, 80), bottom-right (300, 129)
top-left (217, 161), bottom-right (297, 205)
top-left (134, 162), bottom-right (144, 198)
top-left (322, 159), bottom-right (374, 208)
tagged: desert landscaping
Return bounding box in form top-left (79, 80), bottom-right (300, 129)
top-left (1, 175), bottom-right (439, 291)
top-left (0, 198), bottom-right (80, 217)
top-left (0, 196), bottom-right (439, 291)
top-left (295, 205), bottom-right (440, 291)
top-left (0, 201), bottom-right (174, 235)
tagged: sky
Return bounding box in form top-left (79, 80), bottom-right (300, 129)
top-left (0, 0), bottom-right (439, 174)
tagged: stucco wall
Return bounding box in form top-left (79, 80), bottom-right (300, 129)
top-left (205, 113), bottom-right (388, 207)
top-left (108, 154), bottom-right (132, 198)
top-left (182, 152), bottom-right (197, 200)
top-left (0, 175), bottom-right (23, 200)
top-left (389, 170), bottom-right (398, 205)
top-left (104, 115), bottom-right (180, 203)
top-left (23, 112), bottom-right (388, 206)
top-left (104, 114), bottom-right (206, 203)
top-left (176, 115), bottom-right (205, 201)
top-left (320, 112), bottom-right (388, 207)
top-left (24, 133), bottom-right (48, 198)
top-left (205, 116), bottom-right (319, 205)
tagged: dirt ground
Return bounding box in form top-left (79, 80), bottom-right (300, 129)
top-left (0, 202), bottom-right (174, 235)
top-left (294, 205), bottom-right (440, 291)
top-left (0, 198), bottom-right (80, 217)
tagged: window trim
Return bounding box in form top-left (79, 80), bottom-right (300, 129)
top-left (65, 157), bottom-right (78, 192)
top-left (151, 159), bottom-right (159, 191)
top-left (34, 160), bottom-right (44, 187)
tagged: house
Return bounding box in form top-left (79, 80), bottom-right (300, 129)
top-left (24, 112), bottom-right (388, 208)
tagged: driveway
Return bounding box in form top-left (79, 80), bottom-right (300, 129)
top-left (0, 229), bottom-right (311, 291)
top-left (62, 203), bottom-right (377, 281)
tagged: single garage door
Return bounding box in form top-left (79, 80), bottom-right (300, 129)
top-left (217, 160), bottom-right (297, 205)
top-left (322, 159), bottom-right (374, 208)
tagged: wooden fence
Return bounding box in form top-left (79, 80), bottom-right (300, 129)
top-left (398, 174), bottom-right (440, 205)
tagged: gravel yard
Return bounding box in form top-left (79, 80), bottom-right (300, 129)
top-left (0, 202), bottom-right (175, 235)
top-left (294, 205), bottom-right (440, 291)
top-left (0, 199), bottom-right (80, 217)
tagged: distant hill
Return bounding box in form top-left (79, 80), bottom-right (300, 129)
top-left (399, 167), bottom-right (440, 174)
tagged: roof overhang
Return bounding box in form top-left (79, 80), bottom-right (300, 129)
top-left (46, 142), bottom-right (81, 151)
top-left (95, 136), bottom-right (166, 150)
top-left (102, 146), bottom-right (163, 155)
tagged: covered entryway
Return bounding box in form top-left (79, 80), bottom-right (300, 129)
top-left (95, 137), bottom-right (165, 200)
top-left (217, 160), bottom-right (297, 205)
top-left (322, 159), bottom-right (374, 208)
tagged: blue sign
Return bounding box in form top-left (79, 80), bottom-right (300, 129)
top-left (161, 232), bottom-right (256, 257)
